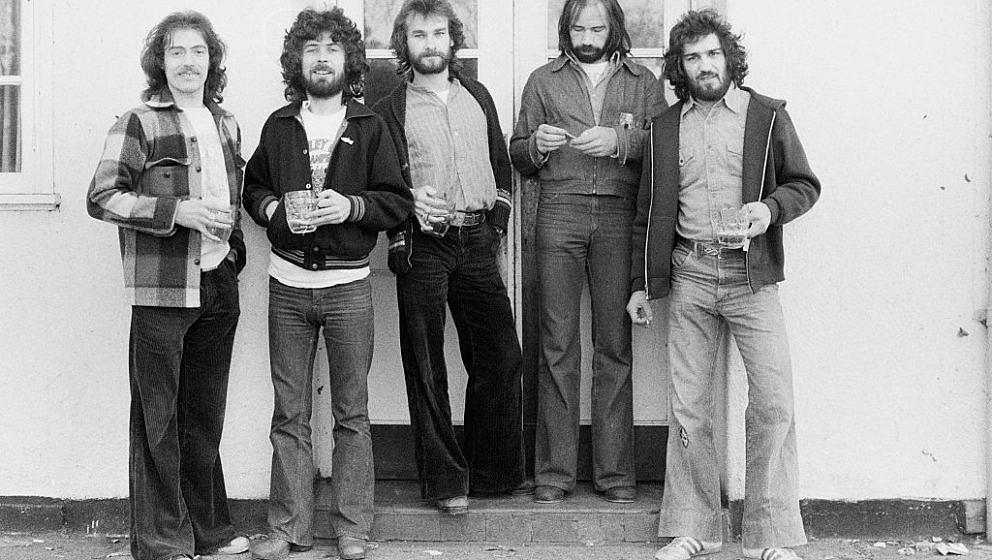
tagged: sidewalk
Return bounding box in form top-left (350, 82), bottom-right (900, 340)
top-left (2, 532), bottom-right (990, 560)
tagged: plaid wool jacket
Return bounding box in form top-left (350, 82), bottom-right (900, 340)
top-left (87, 89), bottom-right (247, 307)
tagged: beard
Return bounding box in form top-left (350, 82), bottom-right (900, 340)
top-left (304, 68), bottom-right (345, 99)
top-left (687, 70), bottom-right (731, 102)
top-left (411, 49), bottom-right (452, 75)
top-left (573, 44), bottom-right (605, 64)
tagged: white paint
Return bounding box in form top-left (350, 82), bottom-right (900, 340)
top-left (0, 0), bottom-right (988, 504)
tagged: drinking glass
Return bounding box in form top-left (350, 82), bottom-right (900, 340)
top-left (206, 203), bottom-right (237, 242)
top-left (285, 190), bottom-right (318, 234)
top-left (715, 207), bottom-right (748, 249)
top-left (420, 192), bottom-right (456, 238)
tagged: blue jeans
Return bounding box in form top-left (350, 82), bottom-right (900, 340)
top-left (266, 276), bottom-right (375, 542)
top-left (127, 262), bottom-right (240, 560)
top-left (658, 243), bottom-right (805, 549)
top-left (534, 193), bottom-right (635, 492)
top-left (397, 223), bottom-right (524, 500)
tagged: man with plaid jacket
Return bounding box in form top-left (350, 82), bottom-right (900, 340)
top-left (86, 11), bottom-right (248, 560)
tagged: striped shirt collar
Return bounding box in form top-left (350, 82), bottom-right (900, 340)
top-left (681, 82), bottom-right (747, 118)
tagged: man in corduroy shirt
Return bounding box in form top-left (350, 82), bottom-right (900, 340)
top-left (627, 10), bottom-right (820, 560)
top-left (509, 0), bottom-right (663, 505)
top-left (87, 11), bottom-right (248, 560)
top-left (373, 0), bottom-right (525, 516)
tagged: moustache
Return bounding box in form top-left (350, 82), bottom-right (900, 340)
top-left (311, 64), bottom-right (335, 73)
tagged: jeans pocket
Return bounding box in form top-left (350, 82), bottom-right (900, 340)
top-left (671, 245), bottom-right (691, 269)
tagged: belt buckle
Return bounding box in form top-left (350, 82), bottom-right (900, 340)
top-left (697, 242), bottom-right (722, 258)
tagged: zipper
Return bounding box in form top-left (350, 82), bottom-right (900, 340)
top-left (745, 109), bottom-right (776, 293)
top-left (643, 123), bottom-right (655, 300)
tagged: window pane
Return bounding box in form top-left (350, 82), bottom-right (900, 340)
top-left (0, 85), bottom-right (22, 172)
top-left (547, 0), bottom-right (665, 50)
top-left (364, 0), bottom-right (478, 50)
top-left (363, 58), bottom-right (478, 109)
top-left (0, 0), bottom-right (20, 75)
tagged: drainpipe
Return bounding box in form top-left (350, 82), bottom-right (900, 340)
top-left (985, 0), bottom-right (992, 538)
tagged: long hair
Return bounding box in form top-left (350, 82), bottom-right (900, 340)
top-left (664, 9), bottom-right (748, 102)
top-left (140, 11), bottom-right (227, 104)
top-left (389, 0), bottom-right (466, 77)
top-left (557, 0), bottom-right (631, 59)
top-left (281, 8), bottom-right (369, 103)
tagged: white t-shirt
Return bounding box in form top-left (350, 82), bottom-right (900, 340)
top-left (268, 102), bottom-right (369, 289)
top-left (185, 107), bottom-right (229, 272)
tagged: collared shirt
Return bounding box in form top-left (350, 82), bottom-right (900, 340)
top-left (405, 78), bottom-right (496, 213)
top-left (86, 89), bottom-right (245, 308)
top-left (676, 83), bottom-right (751, 241)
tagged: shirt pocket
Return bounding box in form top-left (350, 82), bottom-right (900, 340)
top-left (143, 157), bottom-right (190, 197)
top-left (725, 140), bottom-right (744, 180)
top-left (678, 147), bottom-right (700, 187)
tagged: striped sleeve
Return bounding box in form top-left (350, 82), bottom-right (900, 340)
top-left (86, 111), bottom-right (180, 236)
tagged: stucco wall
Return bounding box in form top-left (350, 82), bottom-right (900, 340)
top-left (0, 0), bottom-right (989, 501)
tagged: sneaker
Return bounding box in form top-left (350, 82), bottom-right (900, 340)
top-left (214, 535), bottom-right (250, 555)
top-left (743, 547), bottom-right (803, 560)
top-left (655, 537), bottom-right (722, 560)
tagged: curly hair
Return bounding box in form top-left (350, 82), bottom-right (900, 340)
top-left (140, 11), bottom-right (227, 104)
top-left (281, 8), bottom-right (369, 103)
top-left (389, 0), bottom-right (466, 77)
top-left (557, 0), bottom-right (631, 60)
top-left (664, 9), bottom-right (748, 102)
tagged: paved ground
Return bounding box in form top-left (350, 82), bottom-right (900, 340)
top-left (2, 532), bottom-right (991, 560)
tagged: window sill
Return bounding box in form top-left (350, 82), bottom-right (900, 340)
top-left (0, 193), bottom-right (62, 211)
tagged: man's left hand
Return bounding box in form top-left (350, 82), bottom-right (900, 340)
top-left (569, 126), bottom-right (618, 158)
top-left (743, 201), bottom-right (771, 238)
top-left (310, 189), bottom-right (352, 226)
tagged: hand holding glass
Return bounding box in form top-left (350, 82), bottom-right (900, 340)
top-left (285, 190), bottom-right (318, 234)
top-left (420, 192), bottom-right (456, 238)
top-left (206, 203), bottom-right (237, 242)
top-left (715, 207), bottom-right (748, 249)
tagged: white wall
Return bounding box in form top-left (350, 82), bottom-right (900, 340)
top-left (0, 0), bottom-right (989, 502)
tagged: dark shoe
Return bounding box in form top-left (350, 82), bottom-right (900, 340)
top-left (511, 479), bottom-right (536, 496)
top-left (435, 495), bottom-right (469, 515)
top-left (533, 485), bottom-right (566, 504)
top-left (337, 536), bottom-right (367, 560)
top-left (251, 536), bottom-right (313, 560)
top-left (602, 486), bottom-right (636, 503)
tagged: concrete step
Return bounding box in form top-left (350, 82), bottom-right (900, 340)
top-left (315, 481), bottom-right (666, 544)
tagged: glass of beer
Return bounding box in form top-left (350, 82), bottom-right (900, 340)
top-left (285, 190), bottom-right (318, 234)
top-left (715, 207), bottom-right (748, 249)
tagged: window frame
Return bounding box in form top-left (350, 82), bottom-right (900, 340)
top-left (0, 0), bottom-right (57, 211)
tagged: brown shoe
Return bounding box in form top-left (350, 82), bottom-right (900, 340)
top-left (602, 486), bottom-right (636, 503)
top-left (435, 495), bottom-right (469, 515)
top-left (337, 536), bottom-right (366, 560)
top-left (533, 485), bottom-right (566, 504)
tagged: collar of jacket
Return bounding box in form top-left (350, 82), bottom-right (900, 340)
top-left (143, 87), bottom-right (232, 117)
top-left (271, 97), bottom-right (376, 121)
top-left (550, 52), bottom-right (642, 76)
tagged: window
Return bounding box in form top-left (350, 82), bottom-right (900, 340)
top-left (0, 0), bottom-right (56, 211)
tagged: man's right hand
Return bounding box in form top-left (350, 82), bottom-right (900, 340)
top-left (626, 290), bottom-right (653, 326)
top-left (175, 198), bottom-right (232, 242)
top-left (412, 185), bottom-right (451, 224)
top-left (535, 124), bottom-right (571, 155)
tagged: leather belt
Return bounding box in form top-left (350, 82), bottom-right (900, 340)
top-left (449, 211), bottom-right (486, 227)
top-left (678, 239), bottom-right (744, 259)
